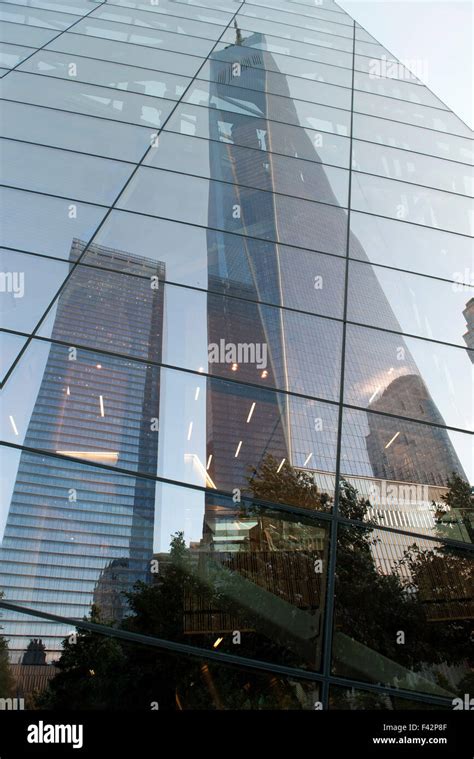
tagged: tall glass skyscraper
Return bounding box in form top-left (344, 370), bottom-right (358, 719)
top-left (0, 0), bottom-right (472, 711)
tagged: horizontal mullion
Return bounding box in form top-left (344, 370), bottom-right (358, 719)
top-left (1, 441), bottom-right (473, 559)
top-left (3, 313), bottom-right (471, 433)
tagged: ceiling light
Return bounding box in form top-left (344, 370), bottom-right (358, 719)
top-left (385, 431), bottom-right (400, 449)
top-left (246, 402), bottom-right (256, 423)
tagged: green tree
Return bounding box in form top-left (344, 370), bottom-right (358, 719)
top-left (0, 592), bottom-right (15, 698)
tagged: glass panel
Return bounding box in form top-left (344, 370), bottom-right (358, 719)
top-left (144, 132), bottom-right (349, 206)
top-left (0, 4), bottom-right (80, 29)
top-left (329, 686), bottom-right (451, 710)
top-left (219, 27), bottom-right (353, 68)
top-left (69, 16), bottom-right (215, 57)
top-left (252, 0), bottom-right (346, 20)
top-left (198, 58), bottom-right (352, 110)
top-left (0, 71), bottom-right (175, 127)
top-left (233, 18), bottom-right (353, 52)
top-left (0, 139), bottom-right (133, 205)
top-left (352, 140), bottom-right (474, 197)
top-left (354, 71), bottom-right (447, 110)
top-left (240, 2), bottom-right (353, 29)
top-left (91, 5), bottom-right (224, 40)
top-left (347, 260), bottom-right (474, 346)
top-left (344, 324), bottom-right (472, 432)
top-left (0, 331), bottom-right (27, 383)
top-left (213, 40), bottom-right (353, 87)
top-left (355, 40), bottom-right (397, 61)
top-left (117, 168), bottom-right (348, 255)
top-left (103, 0), bottom-right (233, 25)
top-left (1, 339), bottom-right (339, 498)
top-left (353, 112), bottom-right (474, 165)
top-left (355, 53), bottom-right (422, 83)
top-left (0, 100), bottom-right (156, 162)
top-left (165, 102), bottom-right (351, 168)
top-left (35, 266), bottom-right (343, 402)
top-left (238, 9), bottom-right (353, 41)
top-left (351, 172), bottom-right (473, 236)
top-left (0, 19), bottom-right (57, 46)
top-left (183, 78), bottom-right (351, 136)
top-left (48, 30), bottom-right (204, 76)
top-left (0, 42), bottom-right (34, 68)
top-left (0, 515), bottom-right (326, 692)
top-left (0, 187), bottom-right (106, 260)
top-left (82, 209), bottom-right (346, 317)
top-left (350, 211), bottom-right (473, 283)
top-left (0, 249), bottom-right (70, 333)
top-left (340, 407), bottom-right (473, 489)
top-left (18, 49), bottom-right (191, 100)
top-left (8, 0), bottom-right (92, 13)
top-left (333, 522), bottom-right (473, 697)
top-left (354, 90), bottom-right (473, 139)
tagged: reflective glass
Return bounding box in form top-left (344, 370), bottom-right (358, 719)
top-left (352, 140), bottom-right (474, 196)
top-left (0, 249), bottom-right (69, 333)
top-left (82, 209), bottom-right (346, 318)
top-left (105, 0), bottom-right (233, 25)
top-left (6, 0), bottom-right (92, 13)
top-left (344, 324), bottom-right (472, 432)
top-left (91, 5), bottom-right (225, 39)
top-left (0, 187), bottom-right (107, 259)
top-left (198, 58), bottom-right (352, 110)
top-left (238, 9), bottom-right (353, 41)
top-left (35, 266), bottom-right (343, 402)
top-left (349, 211), bottom-right (473, 283)
top-left (355, 53), bottom-right (422, 83)
top-left (144, 132), bottom-right (349, 205)
top-left (183, 78), bottom-right (351, 135)
top-left (340, 407), bottom-right (473, 488)
top-left (1, 339), bottom-right (339, 495)
top-left (213, 40), bottom-right (353, 87)
top-left (329, 686), bottom-right (450, 710)
top-left (0, 71), bottom-right (175, 127)
top-left (116, 168), bottom-right (348, 254)
top-left (0, 139), bottom-right (133, 204)
top-left (351, 172), bottom-right (473, 236)
top-left (354, 71), bottom-right (447, 110)
top-left (241, 3), bottom-right (353, 30)
top-left (18, 48), bottom-right (191, 99)
top-left (333, 523), bottom-right (473, 697)
top-left (0, 4), bottom-right (80, 29)
top-left (0, 42), bottom-right (34, 68)
top-left (251, 0), bottom-right (346, 21)
top-left (355, 39), bottom-right (397, 62)
top-left (353, 112), bottom-right (474, 164)
top-left (0, 504), bottom-right (328, 683)
top-left (0, 100), bottom-right (156, 162)
top-left (69, 16), bottom-right (216, 57)
top-left (0, 331), bottom-right (27, 384)
top-left (48, 30), bottom-right (204, 76)
top-left (347, 260), bottom-right (474, 346)
top-left (165, 102), bottom-right (351, 168)
top-left (219, 27), bottom-right (353, 69)
top-left (232, 18), bottom-right (353, 52)
top-left (354, 90), bottom-right (473, 139)
top-left (0, 19), bottom-right (57, 45)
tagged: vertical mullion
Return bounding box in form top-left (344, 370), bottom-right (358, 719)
top-left (320, 17), bottom-right (357, 710)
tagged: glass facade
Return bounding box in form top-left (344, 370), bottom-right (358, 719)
top-left (0, 0), bottom-right (472, 711)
